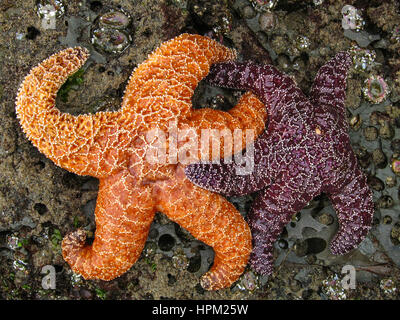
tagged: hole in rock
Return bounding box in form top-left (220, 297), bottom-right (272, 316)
top-left (305, 237), bottom-right (326, 255)
top-left (158, 234), bottom-right (175, 251)
top-left (34, 203), bottom-right (48, 215)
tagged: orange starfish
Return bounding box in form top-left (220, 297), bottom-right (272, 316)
top-left (15, 34), bottom-right (267, 290)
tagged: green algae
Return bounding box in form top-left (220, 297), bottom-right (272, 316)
top-left (58, 68), bottom-right (86, 103)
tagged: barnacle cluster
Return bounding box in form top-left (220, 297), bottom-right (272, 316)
top-left (91, 9), bottom-right (132, 54)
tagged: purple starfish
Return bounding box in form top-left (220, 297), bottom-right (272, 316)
top-left (185, 52), bottom-right (374, 275)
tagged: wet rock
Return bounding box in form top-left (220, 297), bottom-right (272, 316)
top-left (294, 268), bottom-right (311, 287)
top-left (79, 288), bottom-right (93, 299)
top-left (304, 238), bottom-right (326, 255)
top-left (148, 228), bottom-right (159, 240)
top-left (354, 145), bottom-right (371, 168)
top-left (289, 278), bottom-right (302, 291)
top-left (345, 78), bottom-right (362, 109)
top-left (188, 0), bottom-right (232, 37)
top-left (294, 240), bottom-right (308, 257)
top-left (391, 139), bottom-right (400, 153)
top-left (344, 29), bottom-right (380, 48)
top-left (270, 34), bottom-right (290, 56)
top-left (25, 26), bottom-right (40, 40)
top-left (385, 176), bottom-right (397, 188)
top-left (89, 1), bottom-right (103, 12)
top-left (385, 105), bottom-right (400, 124)
top-left (277, 239), bottom-right (288, 249)
top-left (315, 212), bottom-right (334, 226)
top-left (358, 237), bottom-right (376, 256)
top-left (390, 223), bottom-right (400, 245)
top-left (378, 121), bottom-right (395, 140)
top-left (276, 54), bottom-right (291, 71)
top-left (241, 5), bottom-right (256, 19)
top-left (372, 148), bottom-right (387, 169)
top-left (369, 111), bottom-right (390, 126)
top-left (158, 234), bottom-right (176, 252)
top-left (363, 126), bottom-right (378, 141)
top-left (187, 254), bottom-right (201, 273)
top-left (167, 273), bottom-right (177, 286)
top-left (0, 122), bottom-right (16, 156)
top-left (368, 176), bottom-right (385, 191)
top-left (259, 12), bottom-right (276, 32)
top-left (377, 195), bottom-right (394, 209)
top-left (383, 215), bottom-right (392, 224)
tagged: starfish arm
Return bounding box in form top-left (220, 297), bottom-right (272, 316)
top-left (309, 51), bottom-right (352, 118)
top-left (62, 170), bottom-right (156, 280)
top-left (15, 47), bottom-right (128, 178)
top-left (154, 166), bottom-right (252, 290)
top-left (247, 176), bottom-right (314, 275)
top-left (121, 34), bottom-right (237, 123)
top-left (184, 91), bottom-right (267, 161)
top-left (327, 166), bottom-right (374, 255)
top-left (205, 61), bottom-right (262, 91)
top-left (205, 61), bottom-right (295, 109)
top-left (185, 161), bottom-right (261, 196)
top-left (185, 130), bottom-right (274, 196)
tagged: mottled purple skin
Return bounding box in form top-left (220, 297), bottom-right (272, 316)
top-left (185, 52), bottom-right (374, 275)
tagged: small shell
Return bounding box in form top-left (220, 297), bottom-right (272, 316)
top-left (349, 114), bottom-right (362, 131)
top-left (99, 10), bottom-right (131, 29)
top-left (91, 28), bottom-right (131, 54)
top-left (259, 12), bottom-right (276, 31)
top-left (391, 156), bottom-right (400, 176)
top-left (250, 0), bottom-right (278, 12)
top-left (377, 195), bottom-right (394, 209)
top-left (172, 252), bottom-right (189, 270)
top-left (385, 176), bottom-right (397, 188)
top-left (236, 270), bottom-right (260, 292)
top-left (368, 175), bottom-right (385, 191)
top-left (383, 215), bottom-right (393, 224)
top-left (295, 35), bottom-right (311, 52)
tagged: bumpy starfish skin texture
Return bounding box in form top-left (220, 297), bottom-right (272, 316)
top-left (15, 34), bottom-right (267, 290)
top-left (185, 52), bottom-right (375, 275)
